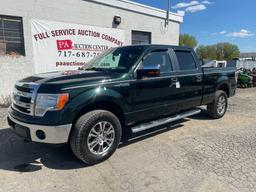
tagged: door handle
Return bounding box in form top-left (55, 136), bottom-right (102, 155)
top-left (169, 77), bottom-right (180, 88)
top-left (171, 77), bottom-right (178, 82)
top-left (196, 75), bottom-right (202, 82)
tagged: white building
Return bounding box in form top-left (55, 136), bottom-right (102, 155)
top-left (0, 0), bottom-right (183, 102)
top-left (239, 52), bottom-right (256, 61)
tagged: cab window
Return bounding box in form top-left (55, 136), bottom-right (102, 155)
top-left (140, 51), bottom-right (173, 75)
top-left (175, 50), bottom-right (197, 71)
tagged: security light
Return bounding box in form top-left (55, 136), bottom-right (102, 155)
top-left (113, 16), bottom-right (122, 25)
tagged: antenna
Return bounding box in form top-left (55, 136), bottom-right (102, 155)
top-left (165, 0), bottom-right (171, 27)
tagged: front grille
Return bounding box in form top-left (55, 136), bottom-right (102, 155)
top-left (13, 103), bottom-right (31, 113)
top-left (18, 96), bottom-right (31, 103)
top-left (15, 85), bottom-right (33, 93)
top-left (12, 82), bottom-right (39, 116)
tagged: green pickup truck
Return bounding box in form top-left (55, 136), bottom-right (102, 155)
top-left (8, 45), bottom-right (237, 165)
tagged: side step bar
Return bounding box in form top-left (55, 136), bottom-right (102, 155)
top-left (131, 109), bottom-right (201, 133)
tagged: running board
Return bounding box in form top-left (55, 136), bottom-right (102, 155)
top-left (131, 109), bottom-right (201, 133)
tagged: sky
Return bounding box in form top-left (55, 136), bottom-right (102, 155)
top-left (131, 0), bottom-right (256, 52)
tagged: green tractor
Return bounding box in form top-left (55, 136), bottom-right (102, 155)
top-left (237, 72), bottom-right (253, 88)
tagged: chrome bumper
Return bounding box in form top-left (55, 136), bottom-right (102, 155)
top-left (8, 113), bottom-right (72, 144)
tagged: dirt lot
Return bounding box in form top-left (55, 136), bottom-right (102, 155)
top-left (0, 88), bottom-right (256, 192)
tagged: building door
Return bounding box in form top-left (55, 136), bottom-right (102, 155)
top-left (132, 31), bottom-right (151, 45)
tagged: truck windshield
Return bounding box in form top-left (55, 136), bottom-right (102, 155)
top-left (83, 46), bottom-right (144, 73)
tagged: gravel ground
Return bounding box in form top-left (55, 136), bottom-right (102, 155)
top-left (0, 88), bottom-right (256, 192)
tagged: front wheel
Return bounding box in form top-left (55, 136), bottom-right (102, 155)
top-left (70, 110), bottom-right (121, 165)
top-left (207, 90), bottom-right (228, 119)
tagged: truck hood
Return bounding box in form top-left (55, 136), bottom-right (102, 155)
top-left (20, 70), bottom-right (111, 85)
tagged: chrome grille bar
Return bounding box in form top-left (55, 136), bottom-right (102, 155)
top-left (13, 100), bottom-right (31, 109)
top-left (12, 82), bottom-right (40, 116)
top-left (13, 88), bottom-right (32, 98)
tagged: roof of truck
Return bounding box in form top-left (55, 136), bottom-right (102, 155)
top-left (121, 44), bottom-right (193, 51)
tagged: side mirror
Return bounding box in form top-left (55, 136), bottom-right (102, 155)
top-left (136, 68), bottom-right (160, 79)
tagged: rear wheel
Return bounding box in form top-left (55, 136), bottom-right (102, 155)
top-left (207, 90), bottom-right (228, 119)
top-left (70, 110), bottom-right (121, 165)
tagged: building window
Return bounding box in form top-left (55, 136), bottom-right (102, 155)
top-left (0, 15), bottom-right (25, 56)
top-left (132, 31), bottom-right (151, 45)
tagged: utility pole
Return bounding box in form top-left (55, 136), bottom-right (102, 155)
top-left (165, 0), bottom-right (171, 27)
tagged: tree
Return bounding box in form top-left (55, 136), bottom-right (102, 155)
top-left (179, 34), bottom-right (198, 48)
top-left (196, 42), bottom-right (240, 60)
top-left (196, 45), bottom-right (216, 60)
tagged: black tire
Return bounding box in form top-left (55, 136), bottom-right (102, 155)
top-left (70, 110), bottom-right (121, 165)
top-left (207, 90), bottom-right (228, 119)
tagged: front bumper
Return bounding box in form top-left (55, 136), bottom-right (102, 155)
top-left (8, 113), bottom-right (72, 144)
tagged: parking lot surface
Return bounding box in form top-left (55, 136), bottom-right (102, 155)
top-left (0, 88), bottom-right (256, 192)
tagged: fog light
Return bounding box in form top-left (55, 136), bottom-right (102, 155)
top-left (36, 130), bottom-right (46, 140)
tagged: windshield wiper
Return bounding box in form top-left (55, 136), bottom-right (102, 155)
top-left (85, 67), bottom-right (127, 73)
top-left (110, 67), bottom-right (127, 71)
top-left (85, 67), bottom-right (109, 73)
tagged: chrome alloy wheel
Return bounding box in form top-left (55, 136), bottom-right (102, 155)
top-left (217, 95), bottom-right (226, 115)
top-left (87, 121), bottom-right (115, 155)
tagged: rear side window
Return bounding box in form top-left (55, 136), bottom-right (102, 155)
top-left (175, 51), bottom-right (197, 70)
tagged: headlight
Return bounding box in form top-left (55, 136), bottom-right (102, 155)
top-left (35, 93), bottom-right (69, 117)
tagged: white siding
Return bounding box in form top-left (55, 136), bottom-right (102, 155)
top-left (0, 0), bottom-right (182, 101)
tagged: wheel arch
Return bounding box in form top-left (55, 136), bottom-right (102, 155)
top-left (72, 99), bottom-right (125, 129)
top-left (217, 82), bottom-right (230, 97)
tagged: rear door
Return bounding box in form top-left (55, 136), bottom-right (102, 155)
top-left (171, 48), bottom-right (203, 111)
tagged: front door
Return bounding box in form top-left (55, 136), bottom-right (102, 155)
top-left (127, 49), bottom-right (178, 124)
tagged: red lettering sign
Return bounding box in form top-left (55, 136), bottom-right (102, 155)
top-left (57, 40), bottom-right (73, 50)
